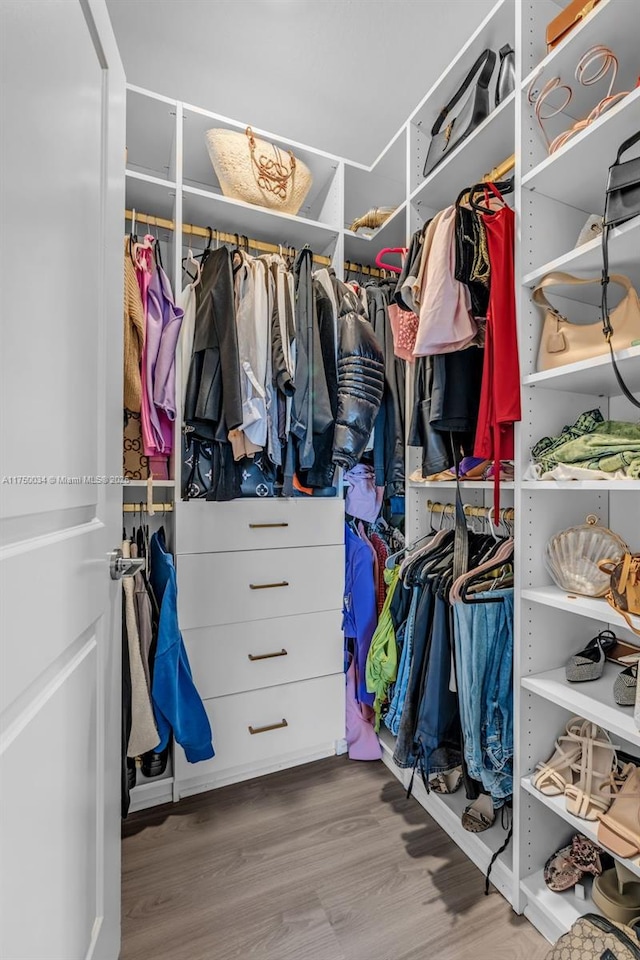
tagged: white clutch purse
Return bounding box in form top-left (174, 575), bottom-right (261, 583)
top-left (544, 515), bottom-right (629, 597)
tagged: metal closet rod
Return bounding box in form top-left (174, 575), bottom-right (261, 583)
top-left (123, 501), bottom-right (174, 513)
top-left (124, 209), bottom-right (385, 278)
top-left (426, 500), bottom-right (515, 521)
top-left (483, 153), bottom-right (515, 182)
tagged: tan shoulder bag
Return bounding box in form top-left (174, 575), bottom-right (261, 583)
top-left (600, 554), bottom-right (640, 636)
top-left (533, 271), bottom-right (640, 372)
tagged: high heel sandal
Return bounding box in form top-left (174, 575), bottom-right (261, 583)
top-left (532, 716), bottom-right (584, 796)
top-left (564, 721), bottom-right (618, 821)
top-left (597, 763), bottom-right (640, 858)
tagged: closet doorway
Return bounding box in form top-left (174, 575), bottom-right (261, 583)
top-left (0, 2), bottom-right (126, 958)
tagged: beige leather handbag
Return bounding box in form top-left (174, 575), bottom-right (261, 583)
top-left (533, 271), bottom-right (640, 371)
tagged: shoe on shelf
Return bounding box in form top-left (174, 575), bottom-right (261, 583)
top-left (564, 721), bottom-right (618, 821)
top-left (531, 716), bottom-right (584, 796)
top-left (565, 630), bottom-right (618, 683)
top-left (614, 664), bottom-right (638, 706)
top-left (141, 745), bottom-right (170, 779)
top-left (593, 861), bottom-right (640, 926)
top-left (544, 833), bottom-right (603, 892)
top-left (597, 763), bottom-right (640, 859)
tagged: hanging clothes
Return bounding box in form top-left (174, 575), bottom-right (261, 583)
top-left (149, 529), bottom-right (214, 763)
top-left (123, 237), bottom-right (145, 413)
top-left (122, 538), bottom-right (160, 758)
top-left (473, 184), bottom-right (521, 511)
top-left (343, 524), bottom-right (377, 708)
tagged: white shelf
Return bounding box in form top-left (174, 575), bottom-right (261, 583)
top-left (378, 728), bottom-right (515, 904)
top-left (522, 586), bottom-right (640, 636)
top-left (522, 661), bottom-right (640, 747)
top-left (522, 0), bottom-right (639, 116)
top-left (411, 92), bottom-right (515, 212)
top-left (522, 217), bottom-right (640, 292)
top-left (522, 87), bottom-right (640, 211)
top-left (343, 202), bottom-right (407, 265)
top-left (521, 869), bottom-right (600, 943)
top-left (125, 170), bottom-right (176, 221)
top-left (128, 774), bottom-right (174, 814)
top-left (522, 776), bottom-right (640, 880)
top-left (181, 185), bottom-right (339, 254)
top-left (521, 480), bottom-right (640, 491)
top-left (522, 345), bottom-right (640, 396)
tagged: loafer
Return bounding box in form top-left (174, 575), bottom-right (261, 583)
top-left (566, 630), bottom-right (618, 683)
top-left (614, 664), bottom-right (638, 706)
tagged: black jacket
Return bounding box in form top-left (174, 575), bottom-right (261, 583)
top-left (332, 293), bottom-right (384, 470)
top-left (367, 283), bottom-right (405, 495)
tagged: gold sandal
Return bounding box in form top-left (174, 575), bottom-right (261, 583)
top-left (564, 721), bottom-right (618, 821)
top-left (531, 716), bottom-right (583, 796)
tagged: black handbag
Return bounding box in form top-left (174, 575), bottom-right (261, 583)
top-left (239, 454), bottom-right (276, 498)
top-left (601, 130), bottom-right (640, 408)
top-left (495, 44), bottom-right (515, 106)
top-left (423, 49), bottom-right (496, 178)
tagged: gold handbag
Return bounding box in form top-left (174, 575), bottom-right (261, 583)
top-left (533, 271), bottom-right (640, 371)
top-left (600, 554), bottom-right (640, 637)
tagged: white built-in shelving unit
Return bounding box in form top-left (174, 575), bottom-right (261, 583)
top-left (123, 0), bottom-right (640, 941)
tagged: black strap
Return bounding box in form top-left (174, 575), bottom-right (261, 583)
top-left (615, 129), bottom-right (640, 164)
top-left (601, 225), bottom-right (640, 408)
top-left (431, 49), bottom-right (496, 136)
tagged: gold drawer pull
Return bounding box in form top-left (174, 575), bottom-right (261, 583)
top-left (248, 719), bottom-right (288, 735)
top-left (248, 649), bottom-right (288, 661)
top-left (249, 580), bottom-right (289, 590)
top-left (248, 522), bottom-right (289, 529)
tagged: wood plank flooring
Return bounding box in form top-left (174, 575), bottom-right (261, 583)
top-left (122, 757), bottom-right (549, 960)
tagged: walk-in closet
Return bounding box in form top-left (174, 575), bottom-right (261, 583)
top-left (2, 1), bottom-right (640, 958)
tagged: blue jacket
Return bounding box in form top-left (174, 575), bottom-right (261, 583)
top-left (343, 525), bottom-right (377, 707)
top-left (149, 530), bottom-right (214, 763)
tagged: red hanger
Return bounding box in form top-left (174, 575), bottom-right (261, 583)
top-left (375, 247), bottom-right (406, 274)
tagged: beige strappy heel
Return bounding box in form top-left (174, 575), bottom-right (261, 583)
top-left (532, 716), bottom-right (583, 796)
top-left (564, 720), bottom-right (618, 821)
top-left (597, 764), bottom-right (640, 858)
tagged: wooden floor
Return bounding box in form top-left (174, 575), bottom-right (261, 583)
top-left (122, 756), bottom-right (549, 960)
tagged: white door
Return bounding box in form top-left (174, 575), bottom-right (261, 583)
top-left (0, 2), bottom-right (125, 958)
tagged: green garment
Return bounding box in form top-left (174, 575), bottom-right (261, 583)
top-left (365, 564), bottom-right (401, 732)
top-left (532, 409), bottom-right (640, 478)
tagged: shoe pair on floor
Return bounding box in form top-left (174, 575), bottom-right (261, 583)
top-left (565, 630), bottom-right (638, 706)
top-left (533, 716), bottom-right (640, 858)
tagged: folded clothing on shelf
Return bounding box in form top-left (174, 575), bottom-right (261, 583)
top-left (530, 409), bottom-right (640, 480)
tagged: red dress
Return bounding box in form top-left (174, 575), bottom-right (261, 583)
top-left (473, 184), bottom-right (521, 510)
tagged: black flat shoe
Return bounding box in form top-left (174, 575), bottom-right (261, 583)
top-left (565, 630), bottom-right (618, 683)
top-left (141, 744), bottom-right (170, 778)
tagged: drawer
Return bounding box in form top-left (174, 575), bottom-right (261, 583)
top-left (177, 545), bottom-right (344, 630)
top-left (175, 498), bottom-right (344, 554)
top-left (183, 611), bottom-right (343, 699)
top-left (175, 674), bottom-right (345, 783)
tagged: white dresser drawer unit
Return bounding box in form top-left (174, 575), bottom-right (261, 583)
top-left (175, 674), bottom-right (345, 789)
top-left (183, 610), bottom-right (343, 699)
top-left (177, 545), bottom-right (344, 630)
top-left (175, 498), bottom-right (344, 555)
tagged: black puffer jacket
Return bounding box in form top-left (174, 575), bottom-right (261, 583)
top-left (332, 305), bottom-right (385, 470)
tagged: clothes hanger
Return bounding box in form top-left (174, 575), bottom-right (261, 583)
top-left (468, 177), bottom-right (514, 214)
top-left (375, 247), bottom-right (406, 274)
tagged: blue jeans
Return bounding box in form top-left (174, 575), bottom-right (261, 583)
top-left (384, 586), bottom-right (418, 736)
top-left (453, 590), bottom-right (513, 806)
top-left (393, 585), bottom-right (434, 768)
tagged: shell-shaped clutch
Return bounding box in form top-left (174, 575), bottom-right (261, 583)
top-left (544, 515), bottom-right (629, 597)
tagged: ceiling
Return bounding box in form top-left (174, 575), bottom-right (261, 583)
top-left (107, 0), bottom-right (496, 165)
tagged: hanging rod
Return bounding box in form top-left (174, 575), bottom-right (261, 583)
top-left (124, 209), bottom-right (384, 278)
top-left (427, 500), bottom-right (515, 522)
top-left (123, 501), bottom-right (174, 513)
top-left (483, 153), bottom-right (515, 182)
